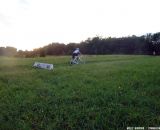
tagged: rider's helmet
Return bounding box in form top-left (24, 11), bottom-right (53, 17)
top-left (76, 48), bottom-right (79, 50)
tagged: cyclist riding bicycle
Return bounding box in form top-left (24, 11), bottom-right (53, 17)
top-left (71, 48), bottom-right (81, 64)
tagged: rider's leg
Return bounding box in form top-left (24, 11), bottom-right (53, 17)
top-left (72, 53), bottom-right (78, 63)
top-left (71, 54), bottom-right (75, 64)
top-left (73, 56), bottom-right (78, 64)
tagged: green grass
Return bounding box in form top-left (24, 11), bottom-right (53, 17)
top-left (0, 55), bottom-right (160, 130)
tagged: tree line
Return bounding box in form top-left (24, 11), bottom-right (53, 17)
top-left (0, 46), bottom-right (17, 56)
top-left (1, 32), bottom-right (160, 57)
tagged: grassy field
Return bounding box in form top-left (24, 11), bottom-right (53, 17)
top-left (0, 55), bottom-right (160, 130)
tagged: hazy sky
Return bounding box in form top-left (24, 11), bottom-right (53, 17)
top-left (0, 0), bottom-right (160, 50)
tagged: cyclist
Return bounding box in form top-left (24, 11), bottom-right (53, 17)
top-left (71, 48), bottom-right (81, 64)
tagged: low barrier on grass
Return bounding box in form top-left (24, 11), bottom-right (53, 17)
top-left (33, 62), bottom-right (53, 70)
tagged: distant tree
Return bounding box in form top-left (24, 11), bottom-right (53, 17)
top-left (0, 47), bottom-right (5, 56)
top-left (15, 50), bottom-right (25, 57)
top-left (2, 32), bottom-right (160, 57)
top-left (0, 46), bottom-right (17, 56)
top-left (147, 32), bottom-right (160, 55)
top-left (152, 32), bottom-right (160, 41)
top-left (6, 46), bottom-right (17, 56)
top-left (39, 48), bottom-right (46, 57)
top-left (66, 43), bottom-right (77, 55)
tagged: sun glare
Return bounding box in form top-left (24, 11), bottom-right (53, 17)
top-left (0, 0), bottom-right (160, 50)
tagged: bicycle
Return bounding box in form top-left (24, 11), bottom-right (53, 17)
top-left (70, 55), bottom-right (85, 65)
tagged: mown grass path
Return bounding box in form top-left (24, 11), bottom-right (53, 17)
top-left (0, 55), bottom-right (160, 130)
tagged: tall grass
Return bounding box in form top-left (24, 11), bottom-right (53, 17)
top-left (0, 55), bottom-right (160, 130)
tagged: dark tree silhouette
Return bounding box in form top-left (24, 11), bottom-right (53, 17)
top-left (1, 32), bottom-right (160, 57)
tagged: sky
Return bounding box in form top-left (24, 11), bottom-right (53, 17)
top-left (0, 0), bottom-right (160, 50)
